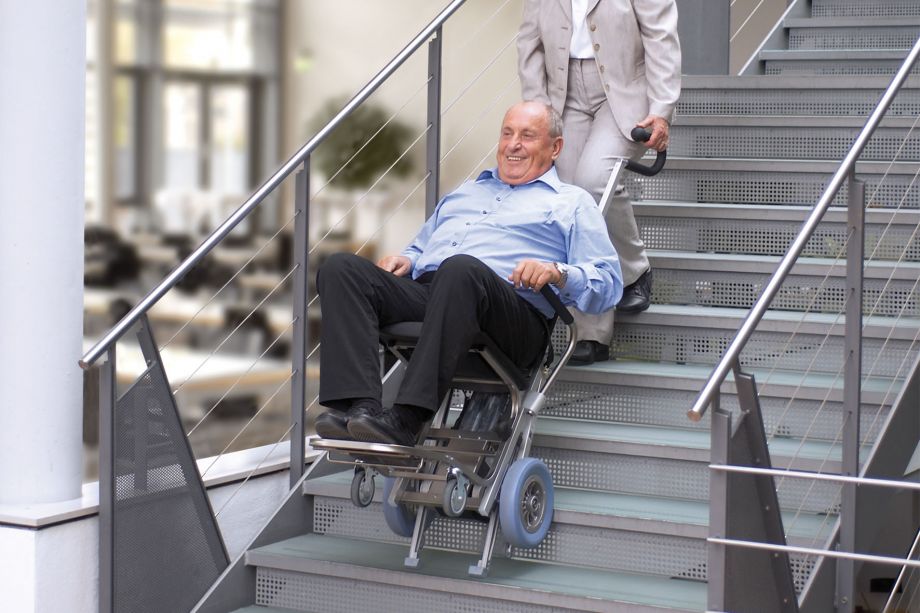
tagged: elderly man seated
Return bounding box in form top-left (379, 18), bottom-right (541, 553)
top-left (314, 101), bottom-right (623, 447)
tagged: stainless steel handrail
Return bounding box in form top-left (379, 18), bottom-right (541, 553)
top-left (687, 35), bottom-right (920, 422)
top-left (80, 0), bottom-right (466, 368)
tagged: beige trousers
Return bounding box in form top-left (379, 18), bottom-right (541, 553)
top-left (555, 58), bottom-right (649, 343)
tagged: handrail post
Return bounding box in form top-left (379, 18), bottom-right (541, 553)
top-left (290, 164), bottom-right (310, 486)
top-left (425, 26), bottom-right (443, 218)
top-left (98, 347), bottom-right (116, 613)
top-left (708, 388), bottom-right (728, 611)
top-left (837, 174), bottom-right (864, 612)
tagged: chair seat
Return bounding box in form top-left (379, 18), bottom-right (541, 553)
top-left (380, 322), bottom-right (532, 390)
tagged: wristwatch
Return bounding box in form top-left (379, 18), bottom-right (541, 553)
top-left (552, 262), bottom-right (568, 289)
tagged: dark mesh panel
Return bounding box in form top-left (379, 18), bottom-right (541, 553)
top-left (113, 365), bottom-right (228, 613)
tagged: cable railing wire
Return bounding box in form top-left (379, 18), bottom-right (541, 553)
top-left (171, 265), bottom-right (297, 396)
top-left (200, 371), bottom-right (295, 481)
top-left (186, 317), bottom-right (296, 437)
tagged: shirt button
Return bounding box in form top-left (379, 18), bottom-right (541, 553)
top-left (481, 210), bottom-right (487, 214)
top-left (496, 196), bottom-right (501, 201)
top-left (465, 222), bottom-right (471, 226)
top-left (451, 242), bottom-right (457, 246)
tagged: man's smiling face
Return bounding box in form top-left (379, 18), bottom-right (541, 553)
top-left (496, 102), bottom-right (563, 186)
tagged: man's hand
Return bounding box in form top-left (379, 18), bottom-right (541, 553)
top-left (509, 259), bottom-right (560, 291)
top-left (377, 255), bottom-right (412, 276)
top-left (636, 115), bottom-right (669, 152)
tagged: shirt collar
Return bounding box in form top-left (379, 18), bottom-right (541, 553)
top-left (476, 166), bottom-right (562, 193)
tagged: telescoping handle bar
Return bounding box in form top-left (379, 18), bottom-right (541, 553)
top-left (627, 126), bottom-right (667, 176)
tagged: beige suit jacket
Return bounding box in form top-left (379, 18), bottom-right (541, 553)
top-left (518, 0), bottom-right (681, 141)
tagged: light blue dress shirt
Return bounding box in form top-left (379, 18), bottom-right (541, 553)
top-left (401, 166), bottom-right (623, 318)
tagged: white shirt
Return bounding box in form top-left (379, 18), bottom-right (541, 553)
top-left (569, 0), bottom-right (595, 59)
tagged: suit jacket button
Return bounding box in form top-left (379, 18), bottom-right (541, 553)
top-left (605, 84), bottom-right (610, 91)
top-left (593, 43), bottom-right (600, 51)
top-left (590, 23), bottom-right (597, 31)
top-left (599, 65), bottom-right (605, 73)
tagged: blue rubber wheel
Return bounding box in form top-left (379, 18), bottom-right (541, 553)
top-left (382, 477), bottom-right (416, 538)
top-left (499, 458), bottom-right (554, 548)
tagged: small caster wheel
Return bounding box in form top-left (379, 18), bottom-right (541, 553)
top-left (382, 477), bottom-right (416, 537)
top-left (442, 474), bottom-right (468, 517)
top-left (499, 458), bottom-right (553, 548)
top-left (350, 468), bottom-right (375, 507)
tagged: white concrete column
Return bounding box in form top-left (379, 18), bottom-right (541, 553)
top-left (0, 1), bottom-right (86, 504)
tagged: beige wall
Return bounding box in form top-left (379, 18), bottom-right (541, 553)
top-left (280, 0), bottom-right (788, 254)
top-left (283, 0), bottom-right (525, 256)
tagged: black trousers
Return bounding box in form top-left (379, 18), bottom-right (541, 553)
top-left (316, 253), bottom-right (549, 414)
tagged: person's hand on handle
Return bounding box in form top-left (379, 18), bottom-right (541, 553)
top-left (509, 259), bottom-right (561, 291)
top-left (636, 115), bottom-right (670, 152)
top-left (377, 255), bottom-right (412, 276)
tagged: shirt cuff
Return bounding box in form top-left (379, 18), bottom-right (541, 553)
top-left (558, 265), bottom-right (587, 302)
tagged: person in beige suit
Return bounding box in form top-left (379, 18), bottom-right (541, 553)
top-left (518, 0), bottom-right (681, 364)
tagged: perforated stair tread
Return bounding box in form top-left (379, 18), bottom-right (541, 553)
top-left (534, 416), bottom-right (863, 463)
top-left (301, 472), bottom-right (832, 541)
top-left (247, 533), bottom-right (708, 611)
top-left (562, 359), bottom-right (898, 398)
top-left (647, 249), bottom-right (920, 276)
top-left (618, 303), bottom-right (920, 338)
top-left (231, 607), bottom-right (304, 613)
top-left (785, 16), bottom-right (920, 27)
top-left (553, 487), bottom-right (833, 541)
top-left (761, 49), bottom-right (914, 61)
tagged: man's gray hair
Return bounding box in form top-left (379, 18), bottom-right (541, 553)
top-left (522, 100), bottom-right (563, 139)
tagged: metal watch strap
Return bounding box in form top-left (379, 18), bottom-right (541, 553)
top-left (552, 262), bottom-right (568, 289)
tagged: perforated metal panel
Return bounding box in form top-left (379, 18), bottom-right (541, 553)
top-left (677, 88), bottom-right (920, 117)
top-left (314, 495), bottom-right (703, 578)
top-left (612, 323), bottom-right (913, 378)
top-left (112, 366), bottom-right (228, 613)
top-left (534, 446), bottom-right (841, 515)
top-left (514, 523), bottom-right (707, 580)
top-left (789, 27), bottom-right (919, 50)
top-left (812, 0), bottom-right (920, 17)
top-left (256, 568), bottom-right (563, 613)
top-left (544, 381), bottom-right (888, 443)
top-left (651, 268), bottom-right (920, 317)
top-left (667, 126), bottom-right (920, 161)
top-left (636, 214), bottom-right (920, 261)
top-left (765, 59), bottom-right (912, 76)
top-left (314, 496), bottom-right (487, 553)
top-left (627, 169), bottom-right (920, 208)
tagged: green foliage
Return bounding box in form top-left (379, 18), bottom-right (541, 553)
top-left (309, 98), bottom-right (415, 189)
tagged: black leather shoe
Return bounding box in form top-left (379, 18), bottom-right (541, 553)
top-left (314, 409), bottom-right (350, 440)
top-left (617, 269), bottom-right (652, 313)
top-left (348, 406), bottom-right (424, 447)
top-left (569, 340), bottom-right (610, 366)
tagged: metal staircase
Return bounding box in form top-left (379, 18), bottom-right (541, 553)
top-left (178, 0), bottom-right (920, 610)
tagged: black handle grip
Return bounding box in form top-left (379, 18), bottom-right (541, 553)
top-left (630, 127), bottom-right (652, 142)
top-left (625, 151), bottom-right (666, 176)
top-left (540, 285), bottom-right (574, 325)
top-left (626, 125), bottom-right (666, 176)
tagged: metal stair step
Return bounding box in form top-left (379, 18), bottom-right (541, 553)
top-left (534, 416), bottom-right (866, 472)
top-left (645, 249), bottom-right (920, 316)
top-left (666, 122), bottom-right (920, 161)
top-left (627, 158), bottom-right (920, 209)
top-left (678, 75), bottom-right (920, 117)
top-left (232, 605), bottom-right (303, 613)
top-left (812, 0), bottom-right (920, 18)
top-left (634, 201), bottom-right (920, 260)
top-left (247, 534), bottom-right (708, 612)
top-left (550, 359), bottom-right (895, 443)
top-left (611, 304), bottom-right (918, 378)
top-left (787, 17), bottom-right (920, 28)
top-left (302, 471), bottom-right (832, 545)
top-left (785, 23), bottom-right (920, 51)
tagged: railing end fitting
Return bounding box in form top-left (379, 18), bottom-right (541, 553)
top-left (687, 409), bottom-right (703, 423)
top-left (78, 359), bottom-right (91, 371)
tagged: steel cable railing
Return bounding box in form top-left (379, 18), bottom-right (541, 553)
top-left (696, 33), bottom-right (920, 610)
